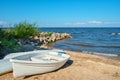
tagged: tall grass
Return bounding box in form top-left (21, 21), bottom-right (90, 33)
top-left (0, 28), bottom-right (20, 52)
top-left (14, 22), bottom-right (39, 39)
top-left (0, 22), bottom-right (40, 56)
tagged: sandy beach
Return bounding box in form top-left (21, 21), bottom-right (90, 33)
top-left (1, 0), bottom-right (120, 80)
top-left (0, 50), bottom-right (120, 80)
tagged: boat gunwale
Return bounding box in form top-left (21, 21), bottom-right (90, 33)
top-left (10, 54), bottom-right (70, 64)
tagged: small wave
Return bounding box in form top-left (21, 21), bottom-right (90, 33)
top-left (69, 43), bottom-right (120, 48)
top-left (118, 33), bottom-right (120, 35)
top-left (82, 51), bottom-right (118, 56)
top-left (102, 46), bottom-right (120, 48)
top-left (110, 32), bottom-right (120, 35)
top-left (70, 43), bottom-right (94, 47)
top-left (70, 32), bottom-right (81, 34)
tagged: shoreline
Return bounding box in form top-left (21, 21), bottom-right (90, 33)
top-left (74, 50), bottom-right (120, 61)
top-left (0, 49), bottom-right (120, 80)
top-left (47, 45), bottom-right (120, 61)
top-left (47, 38), bottom-right (120, 59)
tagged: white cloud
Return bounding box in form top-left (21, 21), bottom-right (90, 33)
top-left (88, 20), bottom-right (103, 24)
top-left (0, 21), bottom-right (6, 25)
top-left (64, 21), bottom-right (120, 26)
top-left (64, 21), bottom-right (103, 26)
top-left (104, 22), bottom-right (120, 24)
top-left (73, 22), bottom-right (86, 25)
top-left (64, 22), bottom-right (86, 26)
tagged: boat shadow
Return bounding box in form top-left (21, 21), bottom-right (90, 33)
top-left (24, 59), bottom-right (73, 79)
top-left (61, 59), bottom-right (73, 69)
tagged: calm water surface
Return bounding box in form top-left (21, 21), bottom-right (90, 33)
top-left (40, 27), bottom-right (120, 54)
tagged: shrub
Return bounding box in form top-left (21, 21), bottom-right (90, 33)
top-left (0, 22), bottom-right (41, 57)
top-left (13, 22), bottom-right (39, 39)
top-left (0, 28), bottom-right (21, 52)
top-left (0, 28), bottom-right (15, 49)
top-left (0, 28), bottom-right (4, 51)
top-left (4, 28), bottom-right (15, 39)
top-left (45, 32), bottom-right (53, 37)
top-left (1, 38), bottom-right (19, 49)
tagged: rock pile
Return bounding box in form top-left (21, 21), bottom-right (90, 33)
top-left (0, 32), bottom-right (71, 58)
top-left (19, 32), bottom-right (72, 47)
top-left (34, 32), bottom-right (72, 44)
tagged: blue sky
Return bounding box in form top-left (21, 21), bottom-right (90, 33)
top-left (0, 0), bottom-right (120, 27)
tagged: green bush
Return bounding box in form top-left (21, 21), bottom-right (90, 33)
top-left (0, 28), bottom-right (4, 50)
top-left (0, 22), bottom-right (41, 55)
top-left (45, 32), bottom-right (53, 37)
top-left (0, 28), bottom-right (20, 52)
top-left (4, 28), bottom-right (15, 39)
top-left (1, 38), bottom-right (19, 49)
top-left (13, 22), bottom-right (39, 39)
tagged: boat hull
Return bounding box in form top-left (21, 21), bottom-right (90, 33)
top-left (10, 51), bottom-right (70, 78)
top-left (12, 60), bottom-right (67, 78)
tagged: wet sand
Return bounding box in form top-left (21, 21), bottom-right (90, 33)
top-left (0, 50), bottom-right (120, 80)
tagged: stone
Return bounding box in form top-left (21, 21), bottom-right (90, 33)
top-left (34, 36), bottom-right (39, 40)
top-left (23, 44), bottom-right (35, 51)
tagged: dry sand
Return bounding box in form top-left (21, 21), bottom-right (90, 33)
top-left (0, 50), bottom-right (120, 80)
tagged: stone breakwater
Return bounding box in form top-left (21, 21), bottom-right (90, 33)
top-left (35, 32), bottom-right (72, 44)
top-left (19, 32), bottom-right (72, 49)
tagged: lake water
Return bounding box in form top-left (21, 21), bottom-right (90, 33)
top-left (40, 27), bottom-right (120, 54)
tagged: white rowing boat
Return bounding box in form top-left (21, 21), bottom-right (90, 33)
top-left (0, 50), bottom-right (66, 76)
top-left (10, 50), bottom-right (70, 78)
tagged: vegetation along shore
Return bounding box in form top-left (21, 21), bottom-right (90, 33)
top-left (0, 22), bottom-right (71, 59)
